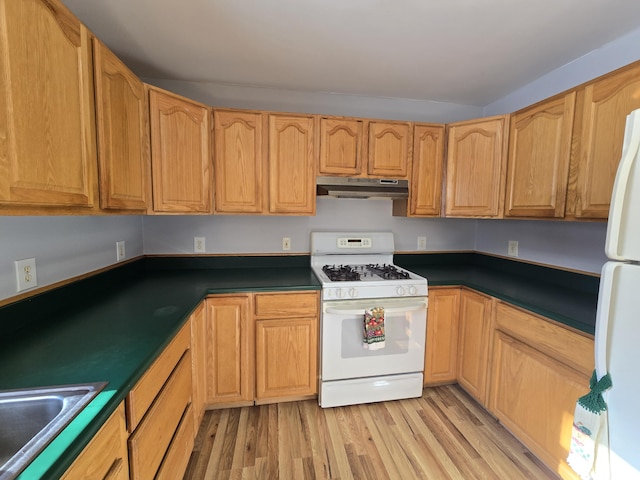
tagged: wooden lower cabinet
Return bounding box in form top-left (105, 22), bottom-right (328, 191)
top-left (61, 403), bottom-right (128, 480)
top-left (424, 287), bottom-right (460, 385)
top-left (488, 302), bottom-right (593, 480)
top-left (190, 301), bottom-right (207, 428)
top-left (205, 291), bottom-right (320, 406)
top-left (126, 320), bottom-right (193, 480)
top-left (205, 295), bottom-right (254, 406)
top-left (457, 289), bottom-right (494, 403)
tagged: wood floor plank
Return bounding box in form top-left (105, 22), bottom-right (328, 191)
top-left (185, 386), bottom-right (559, 480)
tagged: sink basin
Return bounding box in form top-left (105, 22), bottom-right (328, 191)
top-left (0, 382), bottom-right (107, 480)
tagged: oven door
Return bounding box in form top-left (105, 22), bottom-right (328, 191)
top-left (321, 296), bottom-right (427, 381)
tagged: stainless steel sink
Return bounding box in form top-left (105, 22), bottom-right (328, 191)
top-left (0, 382), bottom-right (107, 480)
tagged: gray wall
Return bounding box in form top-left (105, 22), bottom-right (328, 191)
top-left (143, 198), bottom-right (476, 254)
top-left (0, 216), bottom-right (143, 301)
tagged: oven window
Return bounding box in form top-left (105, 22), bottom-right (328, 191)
top-left (340, 313), bottom-right (413, 358)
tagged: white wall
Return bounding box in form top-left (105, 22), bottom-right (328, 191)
top-left (483, 26), bottom-right (640, 115)
top-left (475, 220), bottom-right (607, 274)
top-left (0, 216), bottom-right (143, 301)
top-left (144, 78), bottom-right (483, 124)
top-left (143, 198), bottom-right (477, 254)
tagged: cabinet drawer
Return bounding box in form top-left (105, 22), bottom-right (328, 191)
top-left (254, 292), bottom-right (319, 318)
top-left (156, 404), bottom-right (195, 480)
top-left (129, 350), bottom-right (192, 480)
top-left (495, 302), bottom-right (593, 376)
top-left (126, 321), bottom-right (191, 432)
top-left (61, 403), bottom-right (128, 480)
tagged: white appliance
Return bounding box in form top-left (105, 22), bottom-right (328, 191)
top-left (310, 232), bottom-right (428, 408)
top-left (593, 108), bottom-right (640, 478)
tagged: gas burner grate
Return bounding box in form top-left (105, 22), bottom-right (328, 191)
top-left (366, 264), bottom-right (411, 280)
top-left (322, 265), bottom-right (361, 282)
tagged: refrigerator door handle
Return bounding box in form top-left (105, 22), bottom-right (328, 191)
top-left (594, 262), bottom-right (618, 379)
top-left (606, 109), bottom-right (640, 260)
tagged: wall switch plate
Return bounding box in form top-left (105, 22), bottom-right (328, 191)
top-left (194, 237), bottom-right (206, 253)
top-left (508, 240), bottom-right (519, 257)
top-left (417, 236), bottom-right (427, 250)
top-left (282, 237), bottom-right (291, 251)
top-left (116, 241), bottom-right (126, 261)
top-left (15, 258), bottom-right (37, 292)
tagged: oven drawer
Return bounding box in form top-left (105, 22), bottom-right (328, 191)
top-left (321, 297), bottom-right (427, 381)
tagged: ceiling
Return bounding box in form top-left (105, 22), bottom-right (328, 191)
top-left (62, 0), bottom-right (640, 106)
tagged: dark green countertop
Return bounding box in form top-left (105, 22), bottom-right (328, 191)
top-left (395, 253), bottom-right (599, 334)
top-left (0, 258), bottom-right (320, 479)
top-left (0, 253), bottom-right (598, 478)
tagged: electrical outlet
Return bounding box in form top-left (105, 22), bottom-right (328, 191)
top-left (116, 241), bottom-right (126, 261)
top-left (508, 240), bottom-right (519, 257)
top-left (194, 237), bottom-right (206, 253)
top-left (282, 237), bottom-right (291, 251)
top-left (15, 258), bottom-right (37, 292)
top-left (417, 236), bottom-right (427, 250)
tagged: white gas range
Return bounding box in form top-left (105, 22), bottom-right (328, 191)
top-left (311, 232), bottom-right (428, 408)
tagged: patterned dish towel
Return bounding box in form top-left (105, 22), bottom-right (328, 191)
top-left (567, 370), bottom-right (613, 480)
top-left (363, 306), bottom-right (385, 350)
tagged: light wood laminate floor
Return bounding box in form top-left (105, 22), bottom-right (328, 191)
top-left (184, 385), bottom-right (557, 479)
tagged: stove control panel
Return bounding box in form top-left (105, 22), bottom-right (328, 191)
top-left (323, 284), bottom-right (428, 300)
top-left (337, 237), bottom-right (372, 249)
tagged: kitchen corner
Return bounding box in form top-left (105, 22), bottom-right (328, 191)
top-left (0, 252), bottom-right (598, 478)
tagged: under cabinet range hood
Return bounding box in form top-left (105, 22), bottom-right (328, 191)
top-left (316, 176), bottom-right (409, 199)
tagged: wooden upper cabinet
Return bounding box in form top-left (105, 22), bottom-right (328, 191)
top-left (570, 62), bottom-right (640, 219)
top-left (505, 92), bottom-right (576, 218)
top-left (318, 117), bottom-right (363, 176)
top-left (367, 121), bottom-right (411, 178)
top-left (445, 115), bottom-right (508, 217)
top-left (0, 0), bottom-right (97, 209)
top-left (213, 109), bottom-right (264, 214)
top-left (93, 39), bottom-right (150, 211)
top-left (148, 86), bottom-right (212, 213)
top-left (409, 124), bottom-right (445, 216)
top-left (268, 113), bottom-right (316, 215)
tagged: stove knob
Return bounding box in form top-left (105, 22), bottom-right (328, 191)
top-left (348, 288), bottom-right (358, 298)
top-left (396, 286), bottom-right (406, 296)
top-left (336, 288), bottom-right (345, 299)
top-left (408, 286), bottom-right (417, 296)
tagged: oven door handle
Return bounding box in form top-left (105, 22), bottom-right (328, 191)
top-left (325, 303), bottom-right (426, 315)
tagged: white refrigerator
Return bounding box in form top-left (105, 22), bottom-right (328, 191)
top-left (593, 107), bottom-right (640, 478)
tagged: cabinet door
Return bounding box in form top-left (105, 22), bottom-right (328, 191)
top-left (255, 317), bottom-right (318, 401)
top-left (94, 39), bottom-right (150, 211)
top-left (457, 289), bottom-right (493, 403)
top-left (61, 403), bottom-right (128, 480)
top-left (213, 109), bottom-right (264, 213)
top-left (489, 331), bottom-right (588, 480)
top-left (367, 121), bottom-right (411, 178)
top-left (571, 62), bottom-right (640, 219)
top-left (445, 116), bottom-right (508, 217)
top-left (319, 117), bottom-right (363, 176)
top-left (424, 288), bottom-right (459, 385)
top-left (0, 0), bottom-right (97, 208)
top-left (409, 124), bottom-right (445, 216)
top-left (205, 295), bottom-right (253, 405)
top-left (268, 114), bottom-right (316, 215)
top-left (505, 92), bottom-right (575, 218)
top-left (190, 302), bottom-right (206, 428)
top-left (148, 86), bottom-right (212, 213)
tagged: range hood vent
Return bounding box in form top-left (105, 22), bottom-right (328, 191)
top-left (316, 176), bottom-right (409, 200)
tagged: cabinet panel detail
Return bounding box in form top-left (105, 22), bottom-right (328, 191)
top-left (268, 114), bottom-right (316, 215)
top-left (214, 109), bottom-right (263, 213)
